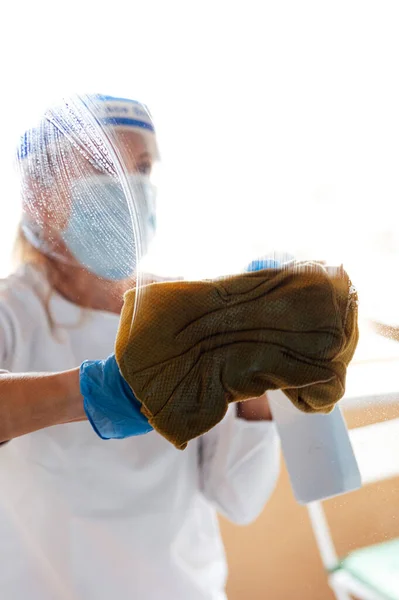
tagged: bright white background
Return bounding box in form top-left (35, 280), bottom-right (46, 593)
top-left (0, 0), bottom-right (398, 316)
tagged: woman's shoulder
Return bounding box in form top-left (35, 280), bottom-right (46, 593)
top-left (0, 264), bottom-right (52, 370)
top-left (0, 263), bottom-right (50, 316)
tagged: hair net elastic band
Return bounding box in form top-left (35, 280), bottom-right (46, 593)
top-left (99, 117), bottom-right (155, 132)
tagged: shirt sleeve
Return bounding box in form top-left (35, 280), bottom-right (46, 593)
top-left (0, 269), bottom-right (43, 373)
top-left (0, 279), bottom-right (26, 448)
top-left (198, 404), bottom-right (281, 525)
top-left (0, 298), bottom-right (17, 371)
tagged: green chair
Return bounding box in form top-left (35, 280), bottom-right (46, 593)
top-left (307, 417), bottom-right (399, 600)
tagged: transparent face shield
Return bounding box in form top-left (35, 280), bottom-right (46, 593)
top-left (17, 94), bottom-right (159, 300)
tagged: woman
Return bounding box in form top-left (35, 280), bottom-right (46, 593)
top-left (0, 94), bottom-right (280, 600)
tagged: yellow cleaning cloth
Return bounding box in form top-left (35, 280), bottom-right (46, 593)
top-left (115, 263), bottom-right (358, 449)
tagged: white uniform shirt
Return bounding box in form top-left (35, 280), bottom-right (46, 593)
top-left (0, 264), bottom-right (280, 600)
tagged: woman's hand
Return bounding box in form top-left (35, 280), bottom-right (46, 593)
top-left (80, 355), bottom-right (153, 439)
top-left (236, 393), bottom-right (273, 421)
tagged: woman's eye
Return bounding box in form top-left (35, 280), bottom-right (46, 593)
top-left (138, 163), bottom-right (152, 175)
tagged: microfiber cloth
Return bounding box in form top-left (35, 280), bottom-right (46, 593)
top-left (115, 262), bottom-right (358, 449)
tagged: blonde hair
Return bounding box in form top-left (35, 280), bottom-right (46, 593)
top-left (13, 224), bottom-right (47, 269)
top-left (13, 225), bottom-right (61, 332)
top-left (13, 225), bottom-right (94, 335)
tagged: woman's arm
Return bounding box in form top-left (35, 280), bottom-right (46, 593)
top-left (0, 369), bottom-right (85, 443)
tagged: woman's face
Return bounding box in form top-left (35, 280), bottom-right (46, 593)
top-left (26, 127), bottom-right (156, 281)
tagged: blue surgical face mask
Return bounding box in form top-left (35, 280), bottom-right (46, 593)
top-left (62, 173), bottom-right (157, 280)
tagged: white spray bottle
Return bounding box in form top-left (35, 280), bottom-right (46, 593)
top-left (268, 390), bottom-right (361, 504)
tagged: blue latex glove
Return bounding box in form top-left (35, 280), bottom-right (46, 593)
top-left (246, 257), bottom-right (280, 272)
top-left (80, 355), bottom-right (153, 440)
